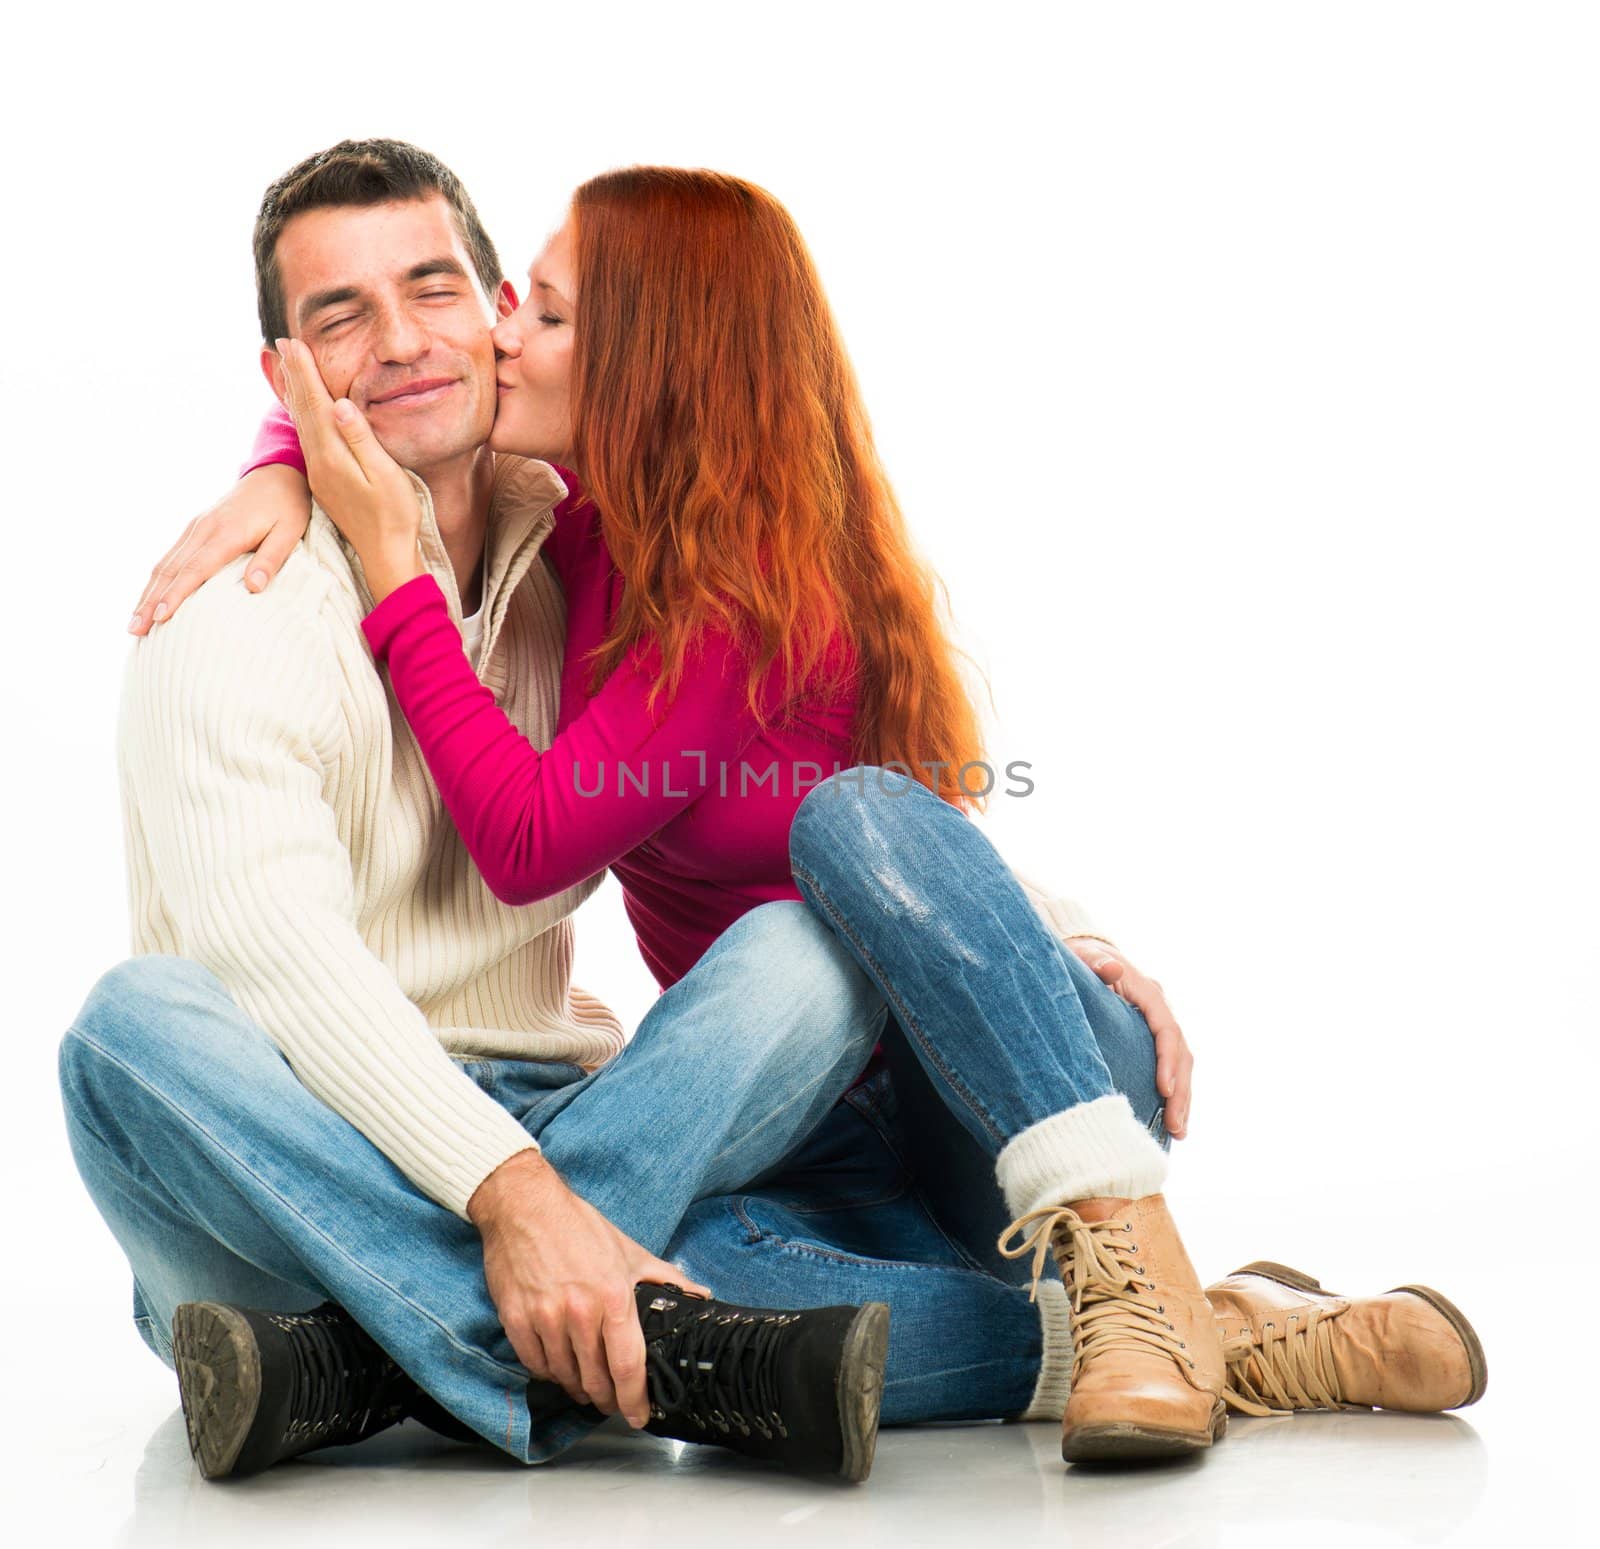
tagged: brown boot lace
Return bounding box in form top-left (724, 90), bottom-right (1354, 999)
top-left (1220, 1307), bottom-right (1361, 1416)
top-left (997, 1205), bottom-right (1197, 1377)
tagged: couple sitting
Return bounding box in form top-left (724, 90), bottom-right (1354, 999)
top-left (63, 138), bottom-right (1484, 1485)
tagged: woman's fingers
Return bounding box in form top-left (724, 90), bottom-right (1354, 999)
top-left (130, 515), bottom-right (205, 632)
top-left (331, 396), bottom-right (387, 482)
top-left (245, 519), bottom-right (303, 593)
top-left (130, 463), bottom-right (314, 631)
top-left (277, 338), bottom-right (338, 464)
top-left (132, 525), bottom-right (236, 633)
top-left (275, 338), bottom-right (306, 430)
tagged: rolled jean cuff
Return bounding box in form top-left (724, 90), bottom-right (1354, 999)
top-left (995, 1093), bottom-right (1170, 1216)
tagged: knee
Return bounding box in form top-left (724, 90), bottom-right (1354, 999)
top-left (61, 955), bottom-right (225, 1085)
top-left (721, 902), bottom-right (884, 1062)
top-left (790, 764), bottom-right (919, 876)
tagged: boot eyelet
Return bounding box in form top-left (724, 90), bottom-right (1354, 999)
top-left (1179, 1341), bottom-right (1186, 1349)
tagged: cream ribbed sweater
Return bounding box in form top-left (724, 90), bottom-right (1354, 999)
top-left (118, 455), bottom-right (623, 1220)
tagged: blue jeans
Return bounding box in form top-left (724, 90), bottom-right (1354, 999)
top-left (59, 901), bottom-right (887, 1463)
top-left (662, 765), bottom-right (1170, 1422)
top-left (60, 767), bottom-right (1166, 1459)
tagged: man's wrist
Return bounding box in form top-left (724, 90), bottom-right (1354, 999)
top-left (466, 1146), bottom-right (559, 1229)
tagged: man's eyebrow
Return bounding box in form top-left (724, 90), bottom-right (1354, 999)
top-left (296, 285), bottom-right (361, 326)
top-left (295, 259), bottom-right (471, 325)
top-left (404, 257), bottom-right (470, 284)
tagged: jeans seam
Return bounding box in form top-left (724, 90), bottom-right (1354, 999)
top-left (69, 1026), bottom-right (529, 1391)
top-left (729, 1196), bottom-right (766, 1243)
top-left (743, 1221), bottom-right (999, 1276)
top-left (792, 859), bottom-right (1006, 1147)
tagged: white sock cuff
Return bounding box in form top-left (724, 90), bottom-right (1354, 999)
top-left (1020, 1278), bottom-right (1073, 1421)
top-left (995, 1092), bottom-right (1169, 1218)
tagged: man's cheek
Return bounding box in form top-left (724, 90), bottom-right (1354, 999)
top-left (309, 344), bottom-right (360, 402)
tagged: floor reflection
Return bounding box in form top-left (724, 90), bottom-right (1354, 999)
top-left (114, 1403), bottom-right (1487, 1548)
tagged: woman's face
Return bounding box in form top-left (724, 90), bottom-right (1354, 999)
top-left (489, 220), bottom-right (576, 463)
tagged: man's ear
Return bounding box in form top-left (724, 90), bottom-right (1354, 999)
top-left (260, 344), bottom-right (288, 406)
top-left (496, 279), bottom-right (519, 320)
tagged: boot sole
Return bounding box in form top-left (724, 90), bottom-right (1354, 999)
top-left (171, 1302), bottom-right (263, 1480)
top-left (1231, 1262), bottom-right (1489, 1408)
top-left (1062, 1398), bottom-right (1227, 1462)
top-left (835, 1301), bottom-right (890, 1483)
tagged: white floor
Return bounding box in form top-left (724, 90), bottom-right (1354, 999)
top-left (10, 1325), bottom-right (1574, 1549)
top-left (13, 1171), bottom-right (1587, 1548)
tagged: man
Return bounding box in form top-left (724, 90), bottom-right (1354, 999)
top-left (62, 139), bottom-right (899, 1481)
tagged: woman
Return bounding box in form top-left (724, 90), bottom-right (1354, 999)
top-left (130, 166), bottom-right (1485, 1461)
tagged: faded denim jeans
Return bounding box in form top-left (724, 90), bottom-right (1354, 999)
top-left (60, 765), bottom-right (1166, 1460)
top-left (662, 764), bottom-right (1170, 1422)
top-left (59, 901), bottom-right (886, 1463)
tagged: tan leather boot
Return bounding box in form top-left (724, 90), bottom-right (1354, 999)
top-left (999, 1194), bottom-right (1227, 1461)
top-left (1207, 1261), bottom-right (1487, 1416)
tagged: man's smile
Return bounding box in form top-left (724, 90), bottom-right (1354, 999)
top-left (366, 376), bottom-right (460, 409)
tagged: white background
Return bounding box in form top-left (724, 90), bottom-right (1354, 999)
top-left (3, 2), bottom-right (1595, 1544)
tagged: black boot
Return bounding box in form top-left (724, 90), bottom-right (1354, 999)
top-left (634, 1283), bottom-right (890, 1482)
top-left (171, 1300), bottom-right (444, 1478)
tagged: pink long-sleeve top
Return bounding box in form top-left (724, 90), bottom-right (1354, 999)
top-left (245, 407), bottom-right (861, 990)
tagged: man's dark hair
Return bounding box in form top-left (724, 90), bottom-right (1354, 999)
top-left (253, 138), bottom-right (504, 345)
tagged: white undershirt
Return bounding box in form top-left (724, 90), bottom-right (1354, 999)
top-left (460, 595), bottom-right (485, 669)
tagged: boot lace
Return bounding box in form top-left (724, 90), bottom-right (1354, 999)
top-left (998, 1205), bottom-right (1194, 1374)
top-left (1220, 1309), bottom-right (1357, 1416)
top-left (644, 1307), bottom-right (794, 1441)
top-left (269, 1308), bottom-right (409, 1446)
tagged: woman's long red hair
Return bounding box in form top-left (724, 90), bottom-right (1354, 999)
top-left (568, 166), bottom-right (989, 808)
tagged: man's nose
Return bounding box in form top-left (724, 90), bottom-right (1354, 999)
top-left (372, 303), bottom-right (429, 365)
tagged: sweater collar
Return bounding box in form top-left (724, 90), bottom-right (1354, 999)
top-left (310, 452), bottom-right (568, 667)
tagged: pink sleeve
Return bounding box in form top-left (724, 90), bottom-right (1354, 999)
top-left (241, 400), bottom-right (305, 478)
top-left (362, 573), bottom-right (769, 903)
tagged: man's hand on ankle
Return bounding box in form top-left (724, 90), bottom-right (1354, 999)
top-left (466, 1148), bottom-right (711, 1430)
